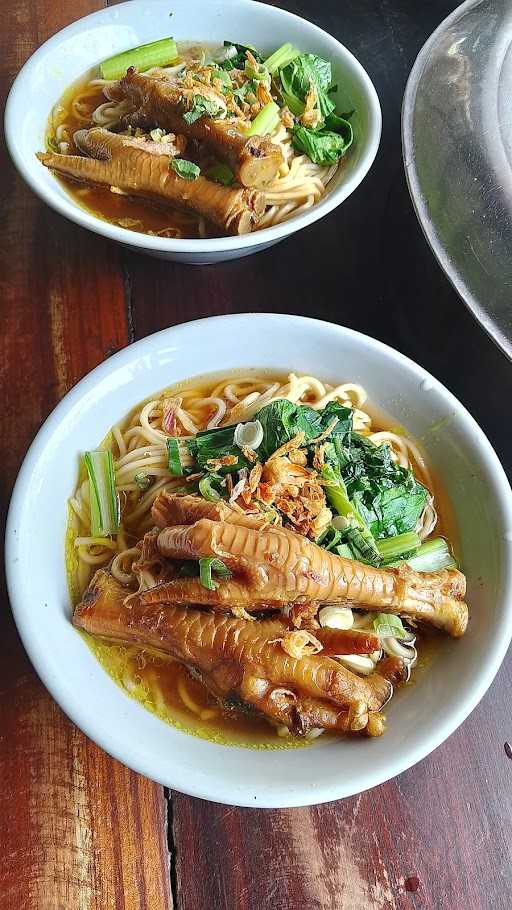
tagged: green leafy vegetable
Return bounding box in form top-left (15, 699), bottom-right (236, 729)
top-left (84, 450), bottom-right (120, 537)
top-left (344, 526), bottom-right (381, 566)
top-left (245, 101), bottom-right (280, 137)
top-left (292, 123), bottom-right (352, 165)
top-left (320, 464), bottom-right (380, 566)
top-left (214, 68), bottom-right (232, 86)
top-left (205, 163), bottom-right (235, 186)
top-left (199, 556), bottom-right (233, 590)
top-left (244, 58), bottom-right (270, 82)
top-left (220, 41), bottom-right (262, 71)
top-left (325, 111), bottom-right (354, 136)
top-left (191, 426), bottom-right (249, 474)
top-left (231, 81), bottom-right (253, 102)
top-left (321, 464), bottom-right (360, 522)
top-left (277, 52), bottom-right (355, 164)
top-left (99, 37), bottom-right (178, 81)
top-left (280, 53), bottom-right (335, 121)
top-left (334, 433), bottom-right (429, 540)
top-left (183, 94), bottom-right (225, 125)
top-left (170, 158), bottom-right (201, 180)
top-left (373, 613), bottom-right (408, 639)
top-left (198, 473), bottom-right (224, 502)
top-left (256, 399), bottom-right (352, 462)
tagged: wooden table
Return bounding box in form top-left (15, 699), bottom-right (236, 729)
top-left (2, 1), bottom-right (511, 907)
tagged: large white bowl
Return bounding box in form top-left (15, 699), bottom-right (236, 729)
top-left (6, 314), bottom-right (512, 807)
top-left (4, 0), bottom-right (381, 264)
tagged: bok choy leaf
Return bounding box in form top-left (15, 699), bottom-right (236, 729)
top-left (256, 399), bottom-right (352, 461)
top-left (292, 122), bottom-right (353, 164)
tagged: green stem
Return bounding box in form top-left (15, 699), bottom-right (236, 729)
top-left (245, 101), bottom-right (280, 137)
top-left (264, 43), bottom-right (300, 75)
top-left (376, 532), bottom-right (421, 562)
top-left (100, 38), bottom-right (178, 81)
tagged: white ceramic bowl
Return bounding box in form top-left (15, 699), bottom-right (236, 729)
top-left (4, 0), bottom-right (381, 265)
top-left (6, 314), bottom-right (512, 807)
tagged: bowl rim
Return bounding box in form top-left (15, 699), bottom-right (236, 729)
top-left (4, 0), bottom-right (382, 254)
top-left (5, 313), bottom-right (512, 806)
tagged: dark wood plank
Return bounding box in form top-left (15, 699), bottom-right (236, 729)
top-left (125, 2), bottom-right (512, 909)
top-left (0, 2), bottom-right (172, 907)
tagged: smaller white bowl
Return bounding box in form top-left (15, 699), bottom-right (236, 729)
top-left (4, 0), bottom-right (381, 264)
top-left (6, 314), bottom-right (512, 807)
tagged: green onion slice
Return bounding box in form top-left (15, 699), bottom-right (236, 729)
top-left (233, 419), bottom-right (263, 450)
top-left (373, 613), bottom-right (408, 639)
top-left (134, 472), bottom-right (151, 492)
top-left (199, 557), bottom-right (232, 590)
top-left (99, 38), bottom-right (178, 81)
top-left (84, 450), bottom-right (120, 537)
top-left (167, 438), bottom-right (186, 476)
top-left (198, 474), bottom-right (223, 502)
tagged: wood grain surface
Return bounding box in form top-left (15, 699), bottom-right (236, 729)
top-left (1, 1), bottom-right (511, 908)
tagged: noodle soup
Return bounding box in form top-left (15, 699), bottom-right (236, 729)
top-left (42, 39), bottom-right (352, 238)
top-left (68, 371), bottom-right (461, 748)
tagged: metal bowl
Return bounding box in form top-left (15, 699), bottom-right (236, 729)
top-left (403, 0), bottom-right (512, 359)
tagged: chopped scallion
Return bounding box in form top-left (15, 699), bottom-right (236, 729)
top-left (233, 419), bottom-right (263, 450)
top-left (99, 38), bottom-right (178, 81)
top-left (335, 543), bottom-right (353, 559)
top-left (84, 450), bottom-right (120, 537)
top-left (134, 472), bottom-right (151, 492)
top-left (373, 613), bottom-right (408, 639)
top-left (199, 557), bottom-right (232, 590)
top-left (198, 474), bottom-right (223, 502)
top-left (166, 438), bottom-right (189, 476)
